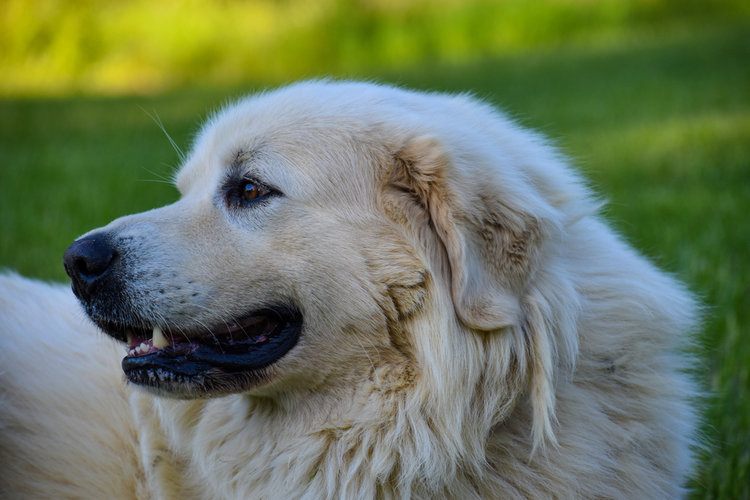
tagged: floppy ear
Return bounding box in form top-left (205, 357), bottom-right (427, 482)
top-left (383, 135), bottom-right (569, 449)
top-left (384, 135), bottom-right (547, 332)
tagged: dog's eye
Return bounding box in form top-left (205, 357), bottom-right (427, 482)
top-left (226, 178), bottom-right (276, 208)
top-left (242, 181), bottom-right (267, 202)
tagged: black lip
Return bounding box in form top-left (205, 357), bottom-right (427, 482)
top-left (122, 318), bottom-right (301, 376)
top-left (115, 306), bottom-right (302, 397)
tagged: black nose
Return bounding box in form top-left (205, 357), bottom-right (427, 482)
top-left (63, 233), bottom-right (118, 301)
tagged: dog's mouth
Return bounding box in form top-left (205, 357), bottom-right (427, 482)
top-left (96, 307), bottom-right (302, 398)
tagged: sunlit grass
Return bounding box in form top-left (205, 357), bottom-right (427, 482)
top-left (1, 0), bottom-right (748, 95)
top-left (0, 12), bottom-right (748, 500)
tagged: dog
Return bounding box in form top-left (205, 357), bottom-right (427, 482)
top-left (0, 81), bottom-right (699, 498)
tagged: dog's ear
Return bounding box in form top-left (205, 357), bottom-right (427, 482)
top-left (383, 136), bottom-right (548, 332)
top-left (382, 135), bottom-right (573, 448)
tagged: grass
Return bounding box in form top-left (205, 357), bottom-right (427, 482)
top-left (1, 21), bottom-right (748, 499)
top-left (2, 0), bottom-right (747, 95)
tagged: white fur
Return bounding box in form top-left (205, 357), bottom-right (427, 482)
top-left (0, 81), bottom-right (699, 498)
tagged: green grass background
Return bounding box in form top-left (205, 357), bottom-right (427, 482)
top-left (0, 1), bottom-right (748, 497)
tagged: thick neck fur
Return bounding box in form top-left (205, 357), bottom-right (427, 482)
top-left (133, 219), bottom-right (695, 499)
top-left (136, 299), bottom-right (555, 498)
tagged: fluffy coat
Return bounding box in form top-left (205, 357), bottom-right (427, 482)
top-left (0, 81), bottom-right (698, 498)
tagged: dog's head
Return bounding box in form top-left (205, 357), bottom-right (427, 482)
top-left (64, 82), bottom-right (585, 443)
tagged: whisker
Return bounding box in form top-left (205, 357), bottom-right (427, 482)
top-left (139, 106), bottom-right (186, 163)
top-left (134, 178), bottom-right (175, 185)
top-left (352, 333), bottom-right (376, 374)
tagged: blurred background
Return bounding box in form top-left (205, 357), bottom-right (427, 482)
top-left (0, 0), bottom-right (747, 496)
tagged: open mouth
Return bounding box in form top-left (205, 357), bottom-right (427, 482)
top-left (96, 307), bottom-right (303, 398)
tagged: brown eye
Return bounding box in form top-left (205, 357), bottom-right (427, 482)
top-left (242, 181), bottom-right (265, 201)
top-left (226, 178), bottom-right (278, 208)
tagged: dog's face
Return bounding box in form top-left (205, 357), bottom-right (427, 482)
top-left (64, 82), bottom-right (563, 401)
top-left (63, 86), bottom-right (410, 398)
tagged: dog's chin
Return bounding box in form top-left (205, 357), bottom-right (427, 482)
top-left (92, 306), bottom-right (303, 399)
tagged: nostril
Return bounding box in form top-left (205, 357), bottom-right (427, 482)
top-left (75, 253), bottom-right (110, 277)
top-left (74, 256), bottom-right (90, 276)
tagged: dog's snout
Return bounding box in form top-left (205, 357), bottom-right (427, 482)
top-left (63, 233), bottom-right (118, 300)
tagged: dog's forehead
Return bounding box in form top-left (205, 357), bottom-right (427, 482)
top-left (174, 86), bottom-right (401, 196)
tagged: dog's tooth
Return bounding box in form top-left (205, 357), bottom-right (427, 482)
top-left (125, 329), bottom-right (135, 346)
top-left (152, 326), bottom-right (169, 349)
top-left (140, 342), bottom-right (149, 353)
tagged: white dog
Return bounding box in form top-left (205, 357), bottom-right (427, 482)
top-left (0, 81), bottom-right (698, 498)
